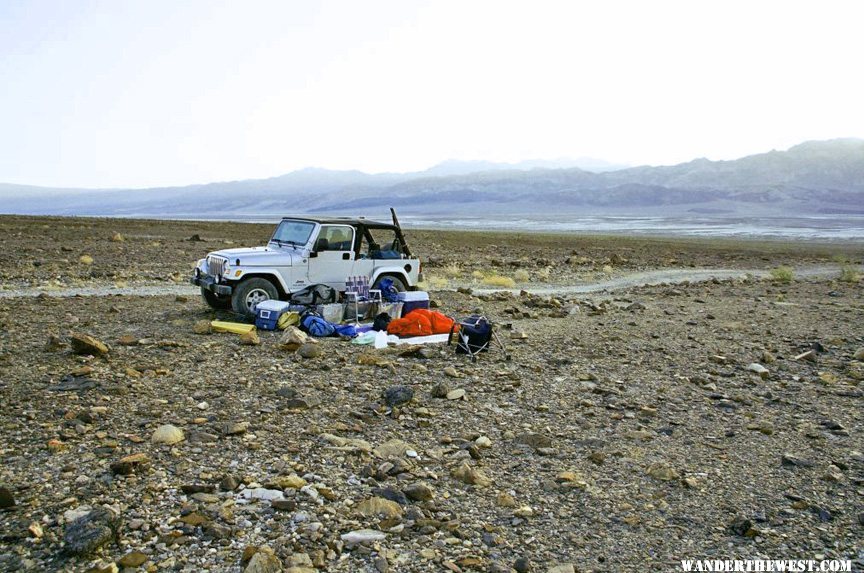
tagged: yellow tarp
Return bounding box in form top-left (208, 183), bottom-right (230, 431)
top-left (210, 321), bottom-right (256, 335)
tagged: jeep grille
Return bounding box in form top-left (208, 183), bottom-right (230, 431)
top-left (206, 255), bottom-right (228, 280)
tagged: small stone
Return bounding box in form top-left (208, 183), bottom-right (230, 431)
top-left (475, 436), bottom-right (492, 448)
top-left (181, 484), bottom-right (215, 495)
top-left (283, 395), bottom-right (321, 410)
top-left (444, 367), bottom-right (460, 378)
top-left (403, 482), bottom-right (434, 502)
top-left (853, 347), bottom-right (864, 360)
top-left (729, 516), bottom-right (756, 537)
top-left (781, 454), bottom-right (815, 468)
top-left (241, 488), bottom-right (285, 502)
top-left (45, 334), bottom-right (66, 352)
top-left (445, 389), bottom-right (465, 400)
top-left (355, 496), bottom-right (403, 520)
top-left (514, 506), bottom-right (534, 518)
top-left (747, 363), bottom-right (770, 379)
top-left (271, 499), bottom-right (297, 511)
top-left (547, 565), bottom-right (576, 573)
top-left (646, 462), bottom-right (680, 481)
top-left (69, 333), bottom-right (110, 356)
top-left (431, 382), bottom-right (452, 398)
top-left (496, 492), bottom-right (517, 507)
top-left (151, 424), bottom-right (185, 445)
top-left (117, 334), bottom-right (138, 346)
top-left (179, 512), bottom-right (209, 526)
top-left (383, 385), bottom-right (414, 407)
top-left (0, 486), bottom-right (15, 508)
top-left (117, 552), bottom-right (148, 568)
top-left (451, 462), bottom-right (492, 487)
top-left (79, 255), bottom-right (94, 265)
top-left (515, 433), bottom-right (553, 450)
top-left (193, 320), bottom-right (212, 335)
top-left (110, 233), bottom-right (125, 242)
top-left (273, 475), bottom-right (307, 489)
top-left (297, 343), bottom-right (321, 359)
top-left (220, 475), bottom-right (240, 491)
top-left (240, 330), bottom-right (260, 346)
top-left (28, 522), bottom-right (44, 538)
top-left (514, 557), bottom-right (531, 573)
top-left (110, 452), bottom-right (150, 475)
top-left (340, 529), bottom-right (386, 544)
top-left (373, 439), bottom-right (413, 459)
top-left (794, 350), bottom-right (817, 362)
top-left (225, 421), bottom-right (249, 435)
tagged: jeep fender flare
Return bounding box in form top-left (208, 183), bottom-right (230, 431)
top-left (370, 268), bottom-right (412, 288)
top-left (232, 269), bottom-right (291, 298)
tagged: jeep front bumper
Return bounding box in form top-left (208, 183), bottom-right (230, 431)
top-left (191, 272), bottom-right (233, 296)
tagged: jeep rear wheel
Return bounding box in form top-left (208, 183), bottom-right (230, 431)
top-left (201, 287), bottom-right (231, 310)
top-left (231, 278), bottom-right (278, 317)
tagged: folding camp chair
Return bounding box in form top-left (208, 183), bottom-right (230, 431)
top-left (449, 315), bottom-right (508, 362)
top-left (344, 275), bottom-right (382, 325)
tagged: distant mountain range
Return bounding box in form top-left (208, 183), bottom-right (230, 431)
top-left (1, 139), bottom-right (863, 220)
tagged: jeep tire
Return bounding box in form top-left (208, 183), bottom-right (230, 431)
top-left (201, 287), bottom-right (231, 310)
top-left (373, 275), bottom-right (406, 293)
top-left (231, 277), bottom-right (279, 317)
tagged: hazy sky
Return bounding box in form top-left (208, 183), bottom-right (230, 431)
top-left (1, 0), bottom-right (862, 189)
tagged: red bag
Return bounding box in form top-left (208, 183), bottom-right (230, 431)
top-left (387, 309), bottom-right (456, 337)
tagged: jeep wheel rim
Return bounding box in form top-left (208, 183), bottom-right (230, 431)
top-left (245, 288), bottom-right (270, 311)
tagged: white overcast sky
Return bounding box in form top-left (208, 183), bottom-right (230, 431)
top-left (1, 0), bottom-right (862, 189)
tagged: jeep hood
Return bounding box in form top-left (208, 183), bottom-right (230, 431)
top-left (208, 246), bottom-right (302, 266)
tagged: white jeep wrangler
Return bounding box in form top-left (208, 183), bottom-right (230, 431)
top-left (192, 214), bottom-right (421, 317)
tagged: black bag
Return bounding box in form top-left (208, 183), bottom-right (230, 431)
top-left (372, 312), bottom-right (392, 332)
top-left (451, 315), bottom-right (493, 355)
top-left (290, 284), bottom-right (336, 305)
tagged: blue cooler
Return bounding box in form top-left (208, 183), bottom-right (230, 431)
top-left (255, 300), bottom-right (292, 330)
top-left (398, 291), bottom-right (429, 316)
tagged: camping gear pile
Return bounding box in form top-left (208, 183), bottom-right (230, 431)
top-left (207, 282), bottom-right (507, 360)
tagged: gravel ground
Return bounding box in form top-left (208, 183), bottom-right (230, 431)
top-left (0, 216), bottom-right (862, 573)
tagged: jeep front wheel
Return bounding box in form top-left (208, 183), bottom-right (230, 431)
top-left (201, 287), bottom-right (230, 310)
top-left (231, 278), bottom-right (278, 317)
top-left (373, 275), bottom-right (406, 293)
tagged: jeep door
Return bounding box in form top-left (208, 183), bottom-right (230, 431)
top-left (306, 224), bottom-right (355, 289)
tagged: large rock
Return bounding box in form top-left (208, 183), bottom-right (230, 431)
top-left (240, 330), bottom-right (260, 346)
top-left (151, 424), bottom-right (185, 445)
top-left (244, 547), bottom-right (283, 573)
top-left (355, 496), bottom-right (403, 520)
top-left (63, 507), bottom-right (121, 555)
top-left (279, 327), bottom-right (308, 351)
top-left (0, 486), bottom-right (15, 508)
top-left (69, 333), bottom-right (110, 356)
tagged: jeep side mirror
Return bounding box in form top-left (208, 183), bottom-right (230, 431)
top-left (309, 251), bottom-right (318, 258)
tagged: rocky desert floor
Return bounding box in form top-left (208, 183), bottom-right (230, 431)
top-left (0, 215), bottom-right (863, 573)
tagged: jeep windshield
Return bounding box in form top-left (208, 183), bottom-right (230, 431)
top-left (270, 220), bottom-right (315, 248)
